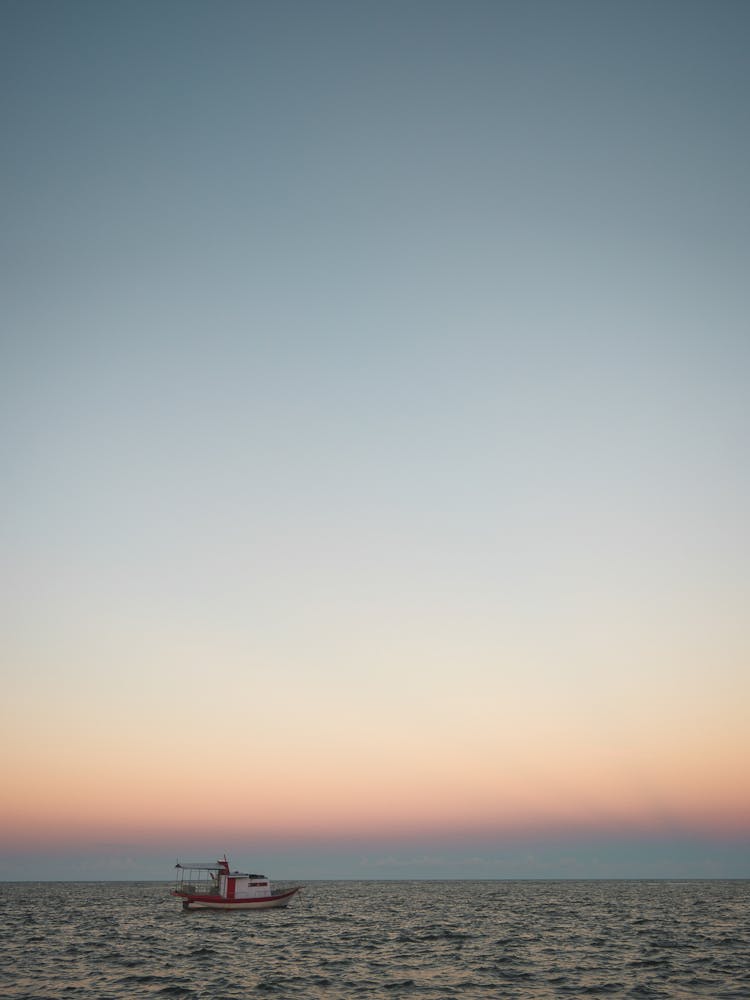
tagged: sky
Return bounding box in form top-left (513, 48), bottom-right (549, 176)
top-left (1, 0), bottom-right (749, 880)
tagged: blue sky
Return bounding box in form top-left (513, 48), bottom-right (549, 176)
top-left (2, 0), bottom-right (749, 879)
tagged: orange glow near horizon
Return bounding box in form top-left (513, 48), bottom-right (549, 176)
top-left (3, 607), bottom-right (748, 861)
top-left (4, 720), bottom-right (748, 851)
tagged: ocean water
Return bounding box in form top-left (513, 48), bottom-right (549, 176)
top-left (1, 880), bottom-right (748, 999)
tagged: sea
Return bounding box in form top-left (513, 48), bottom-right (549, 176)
top-left (2, 880), bottom-right (748, 999)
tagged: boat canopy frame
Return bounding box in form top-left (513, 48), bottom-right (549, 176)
top-left (175, 861), bottom-right (224, 871)
top-left (174, 860), bottom-right (224, 896)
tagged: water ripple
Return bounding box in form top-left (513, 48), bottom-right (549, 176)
top-left (1, 880), bottom-right (748, 998)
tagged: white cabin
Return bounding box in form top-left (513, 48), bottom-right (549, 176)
top-left (219, 872), bottom-right (272, 900)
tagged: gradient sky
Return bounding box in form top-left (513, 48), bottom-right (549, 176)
top-left (2, 0), bottom-right (749, 880)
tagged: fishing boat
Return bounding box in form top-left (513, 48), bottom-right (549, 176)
top-left (172, 856), bottom-right (302, 910)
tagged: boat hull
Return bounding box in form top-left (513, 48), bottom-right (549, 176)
top-left (175, 886), bottom-right (302, 910)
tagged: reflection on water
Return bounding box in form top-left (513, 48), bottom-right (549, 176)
top-left (1, 879), bottom-right (749, 998)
